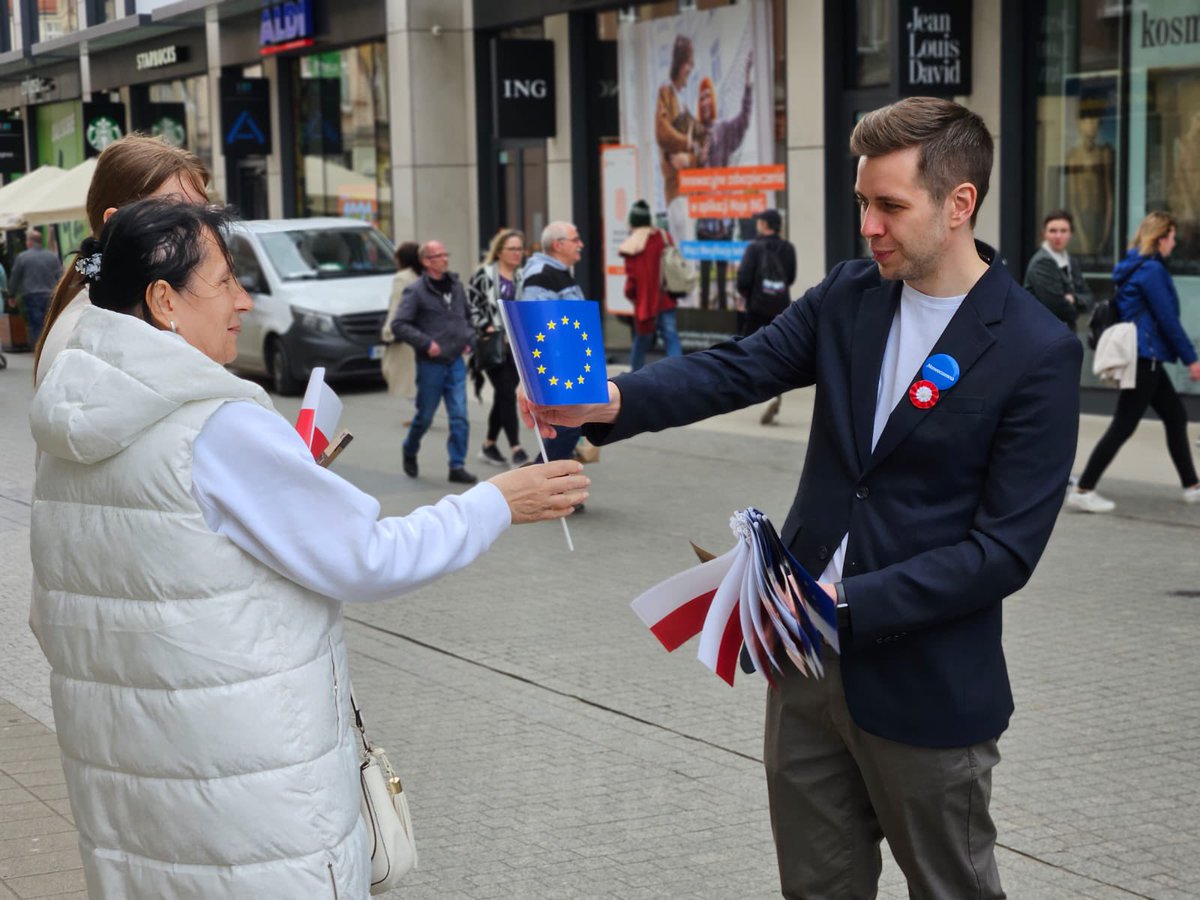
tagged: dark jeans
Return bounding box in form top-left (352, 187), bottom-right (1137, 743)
top-left (537, 425), bottom-right (582, 463)
top-left (404, 357), bottom-right (469, 469)
top-left (484, 354), bottom-right (521, 447)
top-left (22, 292), bottom-right (50, 345)
top-left (1079, 357), bottom-right (1199, 490)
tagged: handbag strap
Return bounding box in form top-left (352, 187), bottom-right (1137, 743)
top-left (350, 691), bottom-right (373, 754)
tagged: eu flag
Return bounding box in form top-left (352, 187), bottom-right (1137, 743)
top-left (503, 299), bottom-right (609, 405)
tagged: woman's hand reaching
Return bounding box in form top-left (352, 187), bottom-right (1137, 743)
top-left (489, 460), bottom-right (590, 523)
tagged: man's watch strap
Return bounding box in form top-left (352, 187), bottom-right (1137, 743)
top-left (834, 582), bottom-right (852, 638)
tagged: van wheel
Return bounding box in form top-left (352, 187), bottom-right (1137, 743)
top-left (268, 339), bottom-right (302, 396)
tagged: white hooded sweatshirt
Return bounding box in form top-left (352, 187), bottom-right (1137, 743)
top-left (28, 306), bottom-right (507, 898)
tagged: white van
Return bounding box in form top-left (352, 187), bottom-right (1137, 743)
top-left (225, 218), bottom-right (396, 395)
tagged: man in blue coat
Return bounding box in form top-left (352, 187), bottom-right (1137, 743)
top-left (523, 97), bottom-right (1081, 898)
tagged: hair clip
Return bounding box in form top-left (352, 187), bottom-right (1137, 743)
top-left (74, 252), bottom-right (102, 283)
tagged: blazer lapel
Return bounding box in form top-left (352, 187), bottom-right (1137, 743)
top-left (850, 282), bottom-right (901, 470)
top-left (866, 254), bottom-right (1008, 473)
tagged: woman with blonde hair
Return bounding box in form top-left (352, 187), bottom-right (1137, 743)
top-left (1069, 211), bottom-right (1200, 512)
top-left (34, 134), bottom-right (209, 384)
top-left (467, 228), bottom-right (529, 467)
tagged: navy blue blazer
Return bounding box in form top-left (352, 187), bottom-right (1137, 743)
top-left (586, 244), bottom-right (1082, 748)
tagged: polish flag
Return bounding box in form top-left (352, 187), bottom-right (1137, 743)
top-left (295, 367), bottom-right (342, 461)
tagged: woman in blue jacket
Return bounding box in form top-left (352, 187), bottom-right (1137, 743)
top-left (1070, 212), bottom-right (1200, 512)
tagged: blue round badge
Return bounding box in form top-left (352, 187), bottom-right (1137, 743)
top-left (922, 354), bottom-right (960, 391)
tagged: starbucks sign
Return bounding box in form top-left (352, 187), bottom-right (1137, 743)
top-left (82, 101), bottom-right (126, 158)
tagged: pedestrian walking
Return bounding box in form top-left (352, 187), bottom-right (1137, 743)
top-left (736, 208), bottom-right (796, 424)
top-left (29, 200), bottom-right (588, 900)
top-left (392, 240), bottom-right (478, 484)
top-left (619, 199), bottom-right (682, 371)
top-left (524, 96), bottom-right (1081, 900)
top-left (1023, 209), bottom-right (1093, 331)
top-left (34, 134), bottom-right (210, 385)
top-left (9, 229), bottom-right (62, 347)
top-left (1069, 211), bottom-right (1200, 513)
top-left (467, 228), bottom-right (530, 468)
top-left (380, 240), bottom-right (421, 421)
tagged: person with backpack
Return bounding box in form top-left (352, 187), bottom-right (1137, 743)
top-left (1068, 211), bottom-right (1200, 513)
top-left (620, 200), bottom-right (684, 371)
top-left (736, 208), bottom-right (796, 423)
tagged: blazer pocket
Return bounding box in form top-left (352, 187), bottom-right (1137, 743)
top-left (942, 396), bottom-right (985, 414)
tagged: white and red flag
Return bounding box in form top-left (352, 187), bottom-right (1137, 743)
top-left (295, 367), bottom-right (343, 461)
top-left (630, 509), bottom-right (840, 687)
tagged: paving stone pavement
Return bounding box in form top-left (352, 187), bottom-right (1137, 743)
top-left (2, 347), bottom-right (1199, 898)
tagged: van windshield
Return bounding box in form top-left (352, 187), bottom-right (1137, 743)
top-left (257, 227), bottom-right (397, 281)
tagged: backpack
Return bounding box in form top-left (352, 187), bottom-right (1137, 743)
top-left (658, 232), bottom-right (696, 294)
top-left (1087, 256), bottom-right (1148, 351)
top-left (749, 239), bottom-right (790, 317)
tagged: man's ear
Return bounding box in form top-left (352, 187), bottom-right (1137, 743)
top-left (947, 182), bottom-right (978, 229)
top-left (144, 280), bottom-right (177, 329)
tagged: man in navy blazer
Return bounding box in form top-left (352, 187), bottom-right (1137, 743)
top-left (525, 98), bottom-right (1082, 898)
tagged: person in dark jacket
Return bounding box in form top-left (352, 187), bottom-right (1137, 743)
top-left (619, 200), bottom-right (682, 371)
top-left (736, 209), bottom-right (797, 423)
top-left (1022, 209), bottom-right (1093, 330)
top-left (1069, 211), bottom-right (1200, 512)
top-left (391, 240), bottom-right (477, 484)
top-left (9, 230), bottom-right (63, 345)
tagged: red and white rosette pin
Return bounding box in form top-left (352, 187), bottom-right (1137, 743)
top-left (909, 379), bottom-right (939, 409)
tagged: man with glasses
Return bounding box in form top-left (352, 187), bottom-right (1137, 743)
top-left (391, 239), bottom-right (478, 484)
top-left (518, 222), bottom-right (588, 497)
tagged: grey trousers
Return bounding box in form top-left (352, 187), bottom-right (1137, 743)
top-left (763, 653), bottom-right (1005, 900)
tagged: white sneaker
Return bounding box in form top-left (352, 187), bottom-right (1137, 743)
top-left (1066, 490), bottom-right (1115, 513)
top-left (1183, 486), bottom-right (1200, 504)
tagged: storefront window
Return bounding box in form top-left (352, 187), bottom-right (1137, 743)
top-left (1037, 0), bottom-right (1200, 393)
top-left (145, 77), bottom-right (214, 176)
top-left (38, 0), bottom-right (79, 41)
top-left (853, 0), bottom-right (891, 87)
top-left (5, 0), bottom-right (16, 52)
top-left (294, 43), bottom-right (392, 237)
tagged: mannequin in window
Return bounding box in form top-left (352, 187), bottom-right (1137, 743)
top-left (1066, 115), bottom-right (1114, 257)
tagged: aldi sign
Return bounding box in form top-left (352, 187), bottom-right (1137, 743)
top-left (260, 0), bottom-right (316, 56)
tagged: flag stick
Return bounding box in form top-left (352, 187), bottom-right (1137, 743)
top-left (495, 299), bottom-right (575, 553)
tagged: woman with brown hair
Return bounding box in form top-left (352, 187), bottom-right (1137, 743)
top-left (380, 241), bottom-right (421, 412)
top-left (1069, 211), bottom-right (1200, 512)
top-left (33, 134), bottom-right (209, 384)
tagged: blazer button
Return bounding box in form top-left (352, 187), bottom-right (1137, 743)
top-left (817, 545), bottom-right (829, 560)
top-left (855, 486), bottom-right (870, 500)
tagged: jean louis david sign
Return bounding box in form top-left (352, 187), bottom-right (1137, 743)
top-left (899, 1), bottom-right (972, 97)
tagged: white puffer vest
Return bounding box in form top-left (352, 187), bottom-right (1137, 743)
top-left (29, 307), bottom-right (369, 899)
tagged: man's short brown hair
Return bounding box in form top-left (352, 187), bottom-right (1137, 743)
top-left (850, 97), bottom-right (993, 226)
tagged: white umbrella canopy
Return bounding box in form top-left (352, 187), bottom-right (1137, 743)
top-left (0, 166), bottom-right (67, 230)
top-left (19, 158), bottom-right (98, 228)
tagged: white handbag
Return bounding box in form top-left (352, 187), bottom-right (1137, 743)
top-left (352, 693), bottom-right (418, 894)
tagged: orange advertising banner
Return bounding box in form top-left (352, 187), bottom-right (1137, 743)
top-left (687, 192), bottom-right (768, 219)
top-left (677, 164), bottom-right (786, 194)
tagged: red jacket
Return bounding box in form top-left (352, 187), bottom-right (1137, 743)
top-left (620, 227), bottom-right (677, 336)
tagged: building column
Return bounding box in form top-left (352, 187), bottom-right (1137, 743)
top-left (386, 0), bottom-right (478, 266)
top-left (544, 12), bottom-right (572, 229)
top-left (205, 5), bottom-right (227, 202)
top-left (967, 0), bottom-right (1001, 248)
top-left (787, 0), bottom-right (826, 288)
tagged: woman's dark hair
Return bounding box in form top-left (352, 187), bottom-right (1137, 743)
top-left (629, 200), bottom-right (652, 229)
top-left (669, 35), bottom-right (693, 83)
top-left (394, 241), bottom-right (422, 274)
top-left (80, 198), bottom-right (236, 327)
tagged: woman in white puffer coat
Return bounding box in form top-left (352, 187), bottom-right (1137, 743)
top-left (28, 200), bottom-right (589, 899)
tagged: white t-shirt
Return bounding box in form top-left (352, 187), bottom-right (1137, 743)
top-left (191, 400), bottom-right (511, 603)
top-left (820, 283), bottom-right (966, 584)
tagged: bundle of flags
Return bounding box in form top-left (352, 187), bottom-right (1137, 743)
top-left (631, 508), bottom-right (840, 686)
top-left (502, 299), bottom-right (608, 405)
top-left (295, 367), bottom-right (343, 461)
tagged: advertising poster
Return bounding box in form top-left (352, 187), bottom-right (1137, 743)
top-left (617, 0), bottom-right (775, 309)
top-left (601, 145), bottom-right (638, 316)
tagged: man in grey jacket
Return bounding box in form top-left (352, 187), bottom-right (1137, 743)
top-left (391, 240), bottom-right (477, 484)
top-left (1023, 209), bottom-right (1093, 331)
top-left (10, 229), bottom-right (63, 344)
